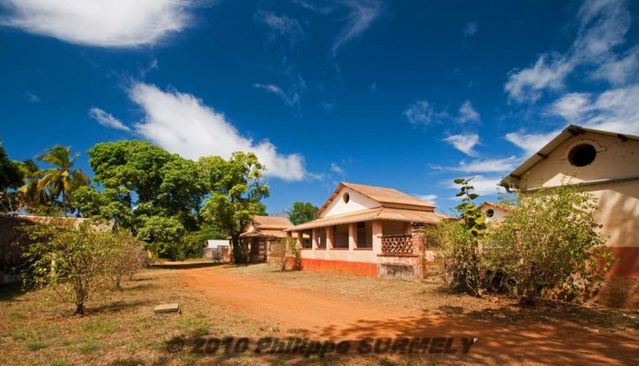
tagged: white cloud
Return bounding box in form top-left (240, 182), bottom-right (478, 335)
top-left (255, 11), bottom-right (305, 43)
top-left (462, 22), bottom-right (478, 37)
top-left (505, 0), bottom-right (636, 102)
top-left (447, 156), bottom-right (520, 174)
top-left (549, 84), bottom-right (639, 135)
top-left (127, 83), bottom-right (306, 181)
top-left (505, 130), bottom-right (559, 156)
top-left (0, 0), bottom-right (198, 48)
top-left (444, 134), bottom-right (479, 156)
top-left (505, 55), bottom-right (573, 102)
top-left (89, 107), bottom-right (131, 132)
top-left (447, 175), bottom-right (503, 196)
top-left (330, 162), bottom-right (344, 174)
top-left (253, 83), bottom-right (301, 107)
top-left (415, 194), bottom-right (437, 205)
top-left (550, 92), bottom-right (591, 121)
top-left (404, 101), bottom-right (448, 124)
top-left (458, 100), bottom-right (480, 123)
top-left (332, 0), bottom-right (383, 56)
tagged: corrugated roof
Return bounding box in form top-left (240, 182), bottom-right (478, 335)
top-left (317, 182), bottom-right (435, 216)
top-left (286, 207), bottom-right (447, 231)
top-left (239, 229), bottom-right (288, 238)
top-left (502, 124), bottom-right (639, 187)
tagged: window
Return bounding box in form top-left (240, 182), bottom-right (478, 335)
top-left (486, 209), bottom-right (495, 218)
top-left (568, 144), bottom-right (597, 167)
top-left (334, 225), bottom-right (349, 248)
top-left (343, 192), bottom-right (350, 203)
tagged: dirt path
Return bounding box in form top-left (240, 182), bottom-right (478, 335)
top-left (181, 266), bottom-right (639, 365)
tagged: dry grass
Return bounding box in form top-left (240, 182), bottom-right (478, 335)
top-left (1, 264), bottom-right (637, 366)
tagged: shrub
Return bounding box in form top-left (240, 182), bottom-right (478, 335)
top-left (104, 230), bottom-right (147, 290)
top-left (22, 220), bottom-right (111, 315)
top-left (487, 185), bottom-right (613, 304)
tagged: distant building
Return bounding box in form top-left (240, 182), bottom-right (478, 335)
top-left (238, 215), bottom-right (292, 263)
top-left (478, 202), bottom-right (511, 224)
top-left (285, 182), bottom-right (446, 280)
top-left (502, 125), bottom-right (639, 278)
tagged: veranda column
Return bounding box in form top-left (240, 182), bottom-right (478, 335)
top-left (312, 228), bottom-right (319, 250)
top-left (372, 220), bottom-right (383, 254)
top-left (326, 226), bottom-right (334, 249)
top-left (348, 223), bottom-right (356, 250)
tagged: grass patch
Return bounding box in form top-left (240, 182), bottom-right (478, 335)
top-left (82, 318), bottom-right (119, 334)
top-left (78, 337), bottom-right (101, 354)
top-left (26, 340), bottom-right (47, 351)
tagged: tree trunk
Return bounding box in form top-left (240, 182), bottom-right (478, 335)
top-left (231, 234), bottom-right (247, 264)
top-left (75, 302), bottom-right (85, 315)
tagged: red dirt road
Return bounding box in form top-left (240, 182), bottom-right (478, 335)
top-left (181, 266), bottom-right (639, 365)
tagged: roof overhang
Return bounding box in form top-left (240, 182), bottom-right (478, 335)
top-left (501, 124), bottom-right (639, 188)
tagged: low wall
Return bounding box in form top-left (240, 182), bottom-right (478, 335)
top-left (300, 258), bottom-right (377, 277)
top-left (377, 255), bottom-right (422, 281)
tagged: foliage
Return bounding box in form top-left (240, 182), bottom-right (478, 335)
top-left (36, 145), bottom-right (90, 213)
top-left (269, 237), bottom-right (302, 271)
top-left (435, 178), bottom-right (485, 296)
top-left (486, 185), bottom-right (612, 303)
top-left (270, 239), bottom-right (289, 271)
top-left (103, 230), bottom-right (147, 290)
top-left (288, 237), bottom-right (302, 271)
top-left (287, 201), bottom-right (319, 225)
top-left (0, 143), bottom-right (24, 213)
top-left (21, 220), bottom-right (112, 315)
top-left (0, 143), bottom-right (23, 192)
top-left (199, 152), bottom-right (269, 264)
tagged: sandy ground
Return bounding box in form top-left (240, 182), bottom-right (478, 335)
top-left (181, 265), bottom-right (639, 365)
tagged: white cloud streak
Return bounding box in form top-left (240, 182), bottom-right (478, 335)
top-left (444, 134), bottom-right (479, 156)
top-left (253, 83), bottom-right (301, 107)
top-left (458, 100), bottom-right (480, 123)
top-left (0, 0), bottom-right (197, 48)
top-left (332, 0), bottom-right (383, 56)
top-left (255, 11), bottom-right (305, 44)
top-left (89, 107), bottom-right (131, 131)
top-left (330, 162), bottom-right (344, 174)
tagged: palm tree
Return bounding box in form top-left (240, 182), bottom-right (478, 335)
top-left (17, 159), bottom-right (49, 210)
top-left (37, 145), bottom-right (89, 214)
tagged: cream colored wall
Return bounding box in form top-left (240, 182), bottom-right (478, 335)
top-left (300, 220), bottom-right (383, 262)
top-left (322, 187), bottom-right (380, 217)
top-left (520, 132), bottom-right (639, 190)
top-left (521, 132), bottom-right (639, 248)
top-left (588, 180), bottom-right (639, 248)
top-left (481, 205), bottom-right (508, 223)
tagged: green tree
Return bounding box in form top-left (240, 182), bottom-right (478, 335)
top-left (22, 220), bottom-right (111, 315)
top-left (487, 185), bottom-right (612, 304)
top-left (435, 177), bottom-right (485, 296)
top-left (200, 152), bottom-right (269, 264)
top-left (0, 143), bottom-right (24, 213)
top-left (287, 201), bottom-right (319, 225)
top-left (36, 145), bottom-right (89, 214)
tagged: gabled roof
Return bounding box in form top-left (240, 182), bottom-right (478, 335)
top-left (317, 182), bottom-right (435, 217)
top-left (478, 201), bottom-right (513, 211)
top-left (250, 215), bottom-right (292, 229)
top-left (502, 124), bottom-right (639, 187)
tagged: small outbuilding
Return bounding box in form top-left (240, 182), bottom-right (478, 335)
top-left (238, 216), bottom-right (292, 263)
top-left (478, 201), bottom-right (511, 224)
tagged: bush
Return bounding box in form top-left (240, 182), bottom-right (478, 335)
top-left (487, 185), bottom-right (613, 303)
top-left (269, 237), bottom-right (301, 271)
top-left (22, 220), bottom-right (111, 315)
top-left (104, 230), bottom-right (147, 290)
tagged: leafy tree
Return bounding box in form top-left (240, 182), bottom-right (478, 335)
top-left (36, 145), bottom-right (89, 214)
top-left (22, 220), bottom-right (111, 315)
top-left (487, 185), bottom-right (612, 304)
top-left (435, 177), bottom-right (485, 296)
top-left (287, 201), bottom-right (319, 225)
top-left (0, 143), bottom-right (23, 192)
top-left (16, 159), bottom-right (49, 212)
top-left (200, 152), bottom-right (269, 264)
top-left (0, 143), bottom-right (24, 213)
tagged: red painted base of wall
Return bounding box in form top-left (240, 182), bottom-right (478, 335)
top-left (300, 258), bottom-right (377, 277)
top-left (609, 247), bottom-right (639, 278)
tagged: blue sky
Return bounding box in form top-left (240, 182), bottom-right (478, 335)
top-left (2, 0), bottom-right (639, 215)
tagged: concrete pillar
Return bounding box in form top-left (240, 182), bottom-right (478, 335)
top-left (348, 223), bottom-right (356, 250)
top-left (297, 231), bottom-right (303, 248)
top-left (372, 220), bottom-right (383, 254)
top-left (326, 226), bottom-right (334, 249)
top-left (312, 228), bottom-right (318, 250)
